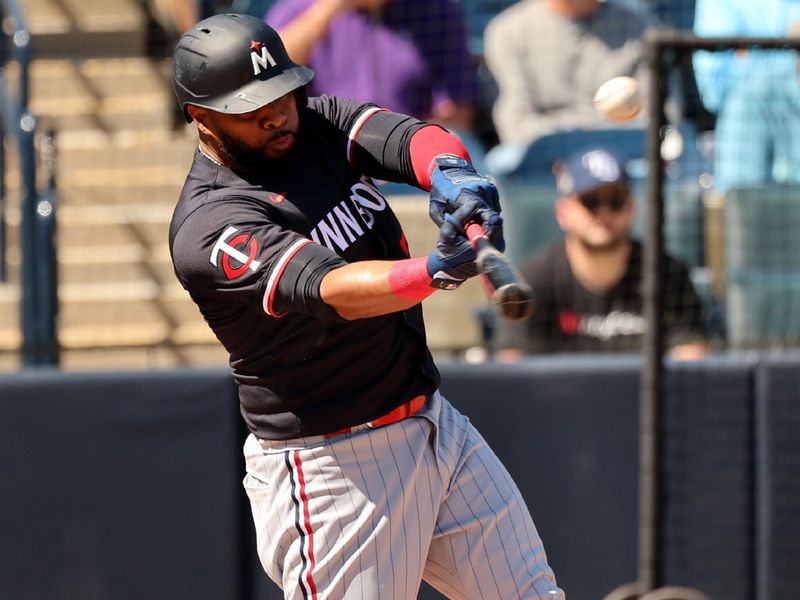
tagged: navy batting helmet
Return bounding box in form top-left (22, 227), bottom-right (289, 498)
top-left (172, 14), bottom-right (314, 122)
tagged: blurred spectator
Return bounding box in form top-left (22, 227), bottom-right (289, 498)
top-left (494, 147), bottom-right (708, 360)
top-left (693, 0), bottom-right (800, 192)
top-left (483, 0), bottom-right (647, 149)
top-left (265, 0), bottom-right (480, 132)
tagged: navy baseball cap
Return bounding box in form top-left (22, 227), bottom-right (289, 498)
top-left (555, 147), bottom-right (629, 196)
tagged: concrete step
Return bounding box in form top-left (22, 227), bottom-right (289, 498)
top-left (1, 247), bottom-right (175, 289)
top-left (22, 0), bottom-right (148, 34)
top-left (0, 343), bottom-right (229, 371)
top-left (52, 184), bottom-right (184, 206)
top-left (57, 259), bottom-right (175, 286)
top-left (5, 58), bottom-right (176, 131)
top-left (4, 202), bottom-right (175, 256)
top-left (21, 0), bottom-right (148, 57)
top-left (57, 140), bottom-right (194, 176)
top-left (58, 344), bottom-right (229, 370)
top-left (0, 282), bottom-right (215, 348)
top-left (2, 136), bottom-right (193, 207)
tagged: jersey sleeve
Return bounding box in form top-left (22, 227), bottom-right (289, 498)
top-left (171, 197), bottom-right (347, 320)
top-left (306, 95), bottom-right (427, 186)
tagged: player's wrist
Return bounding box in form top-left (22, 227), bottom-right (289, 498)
top-left (388, 257), bottom-right (438, 301)
top-left (426, 253), bottom-right (466, 290)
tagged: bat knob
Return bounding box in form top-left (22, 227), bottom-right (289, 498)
top-left (493, 282), bottom-right (534, 321)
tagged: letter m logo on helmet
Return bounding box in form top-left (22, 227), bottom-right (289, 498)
top-left (250, 40), bottom-right (277, 76)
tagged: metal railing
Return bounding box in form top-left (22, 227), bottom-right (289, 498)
top-left (0, 0), bottom-right (59, 366)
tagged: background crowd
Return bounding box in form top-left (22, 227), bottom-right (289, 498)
top-left (69, 0), bottom-right (800, 364)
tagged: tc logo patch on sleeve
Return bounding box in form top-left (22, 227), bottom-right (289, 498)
top-left (210, 226), bottom-right (262, 280)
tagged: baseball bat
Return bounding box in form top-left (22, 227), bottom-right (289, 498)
top-left (465, 222), bottom-right (534, 321)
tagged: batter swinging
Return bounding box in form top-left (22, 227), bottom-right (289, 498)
top-left (169, 14), bottom-right (564, 600)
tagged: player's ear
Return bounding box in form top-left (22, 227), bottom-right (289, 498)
top-left (187, 105), bottom-right (211, 132)
top-left (554, 197), bottom-right (570, 231)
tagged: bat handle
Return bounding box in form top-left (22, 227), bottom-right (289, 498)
top-left (465, 221), bottom-right (490, 249)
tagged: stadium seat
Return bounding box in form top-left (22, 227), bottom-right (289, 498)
top-left (725, 185), bottom-right (800, 272)
top-left (499, 127), bottom-right (647, 180)
top-left (723, 185), bottom-right (800, 347)
top-left (726, 272), bottom-right (800, 348)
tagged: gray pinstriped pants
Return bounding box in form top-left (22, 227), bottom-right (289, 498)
top-left (243, 392), bottom-right (564, 599)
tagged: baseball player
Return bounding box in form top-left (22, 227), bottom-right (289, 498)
top-left (170, 14), bottom-right (564, 600)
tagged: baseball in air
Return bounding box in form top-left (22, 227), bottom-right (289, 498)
top-left (593, 76), bottom-right (642, 123)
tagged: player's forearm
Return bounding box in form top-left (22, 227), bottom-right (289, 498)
top-left (277, 0), bottom-right (348, 64)
top-left (320, 258), bottom-right (435, 320)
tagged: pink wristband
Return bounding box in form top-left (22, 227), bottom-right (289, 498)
top-left (388, 257), bottom-right (436, 302)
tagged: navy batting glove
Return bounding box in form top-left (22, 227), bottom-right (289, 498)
top-left (429, 154), bottom-right (501, 228)
top-left (426, 198), bottom-right (504, 289)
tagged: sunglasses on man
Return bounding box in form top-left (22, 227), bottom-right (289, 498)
top-left (577, 192), bottom-right (630, 213)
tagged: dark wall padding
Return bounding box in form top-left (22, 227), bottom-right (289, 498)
top-left (0, 369), bottom-right (242, 600)
top-left (2, 354), bottom-right (798, 600)
top-left (661, 359), bottom-right (756, 600)
top-left (755, 354), bottom-right (800, 600)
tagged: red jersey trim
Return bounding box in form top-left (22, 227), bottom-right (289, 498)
top-left (347, 107), bottom-right (386, 166)
top-left (262, 238), bottom-right (314, 317)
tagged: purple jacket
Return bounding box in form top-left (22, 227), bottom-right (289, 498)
top-left (266, 0), bottom-right (479, 119)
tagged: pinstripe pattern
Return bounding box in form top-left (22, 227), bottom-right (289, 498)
top-left (243, 392), bottom-right (564, 599)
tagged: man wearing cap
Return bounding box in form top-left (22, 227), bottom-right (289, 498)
top-left (495, 147), bottom-right (708, 359)
top-left (169, 13), bottom-right (563, 600)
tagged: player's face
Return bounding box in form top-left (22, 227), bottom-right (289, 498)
top-left (557, 184), bottom-right (634, 250)
top-left (203, 92), bottom-right (301, 167)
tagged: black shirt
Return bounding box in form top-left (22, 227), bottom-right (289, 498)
top-left (169, 96), bottom-right (439, 439)
top-left (497, 240), bottom-right (706, 353)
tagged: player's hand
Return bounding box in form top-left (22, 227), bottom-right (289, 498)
top-left (426, 198), bottom-right (503, 289)
top-left (429, 154), bottom-right (502, 238)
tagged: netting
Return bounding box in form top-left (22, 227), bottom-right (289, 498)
top-left (3, 0), bottom-right (799, 370)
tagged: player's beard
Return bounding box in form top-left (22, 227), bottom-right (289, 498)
top-left (216, 129), bottom-right (295, 172)
top-left (577, 231), bottom-right (630, 253)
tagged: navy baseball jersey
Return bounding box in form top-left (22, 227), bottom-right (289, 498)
top-left (169, 96), bottom-right (440, 440)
